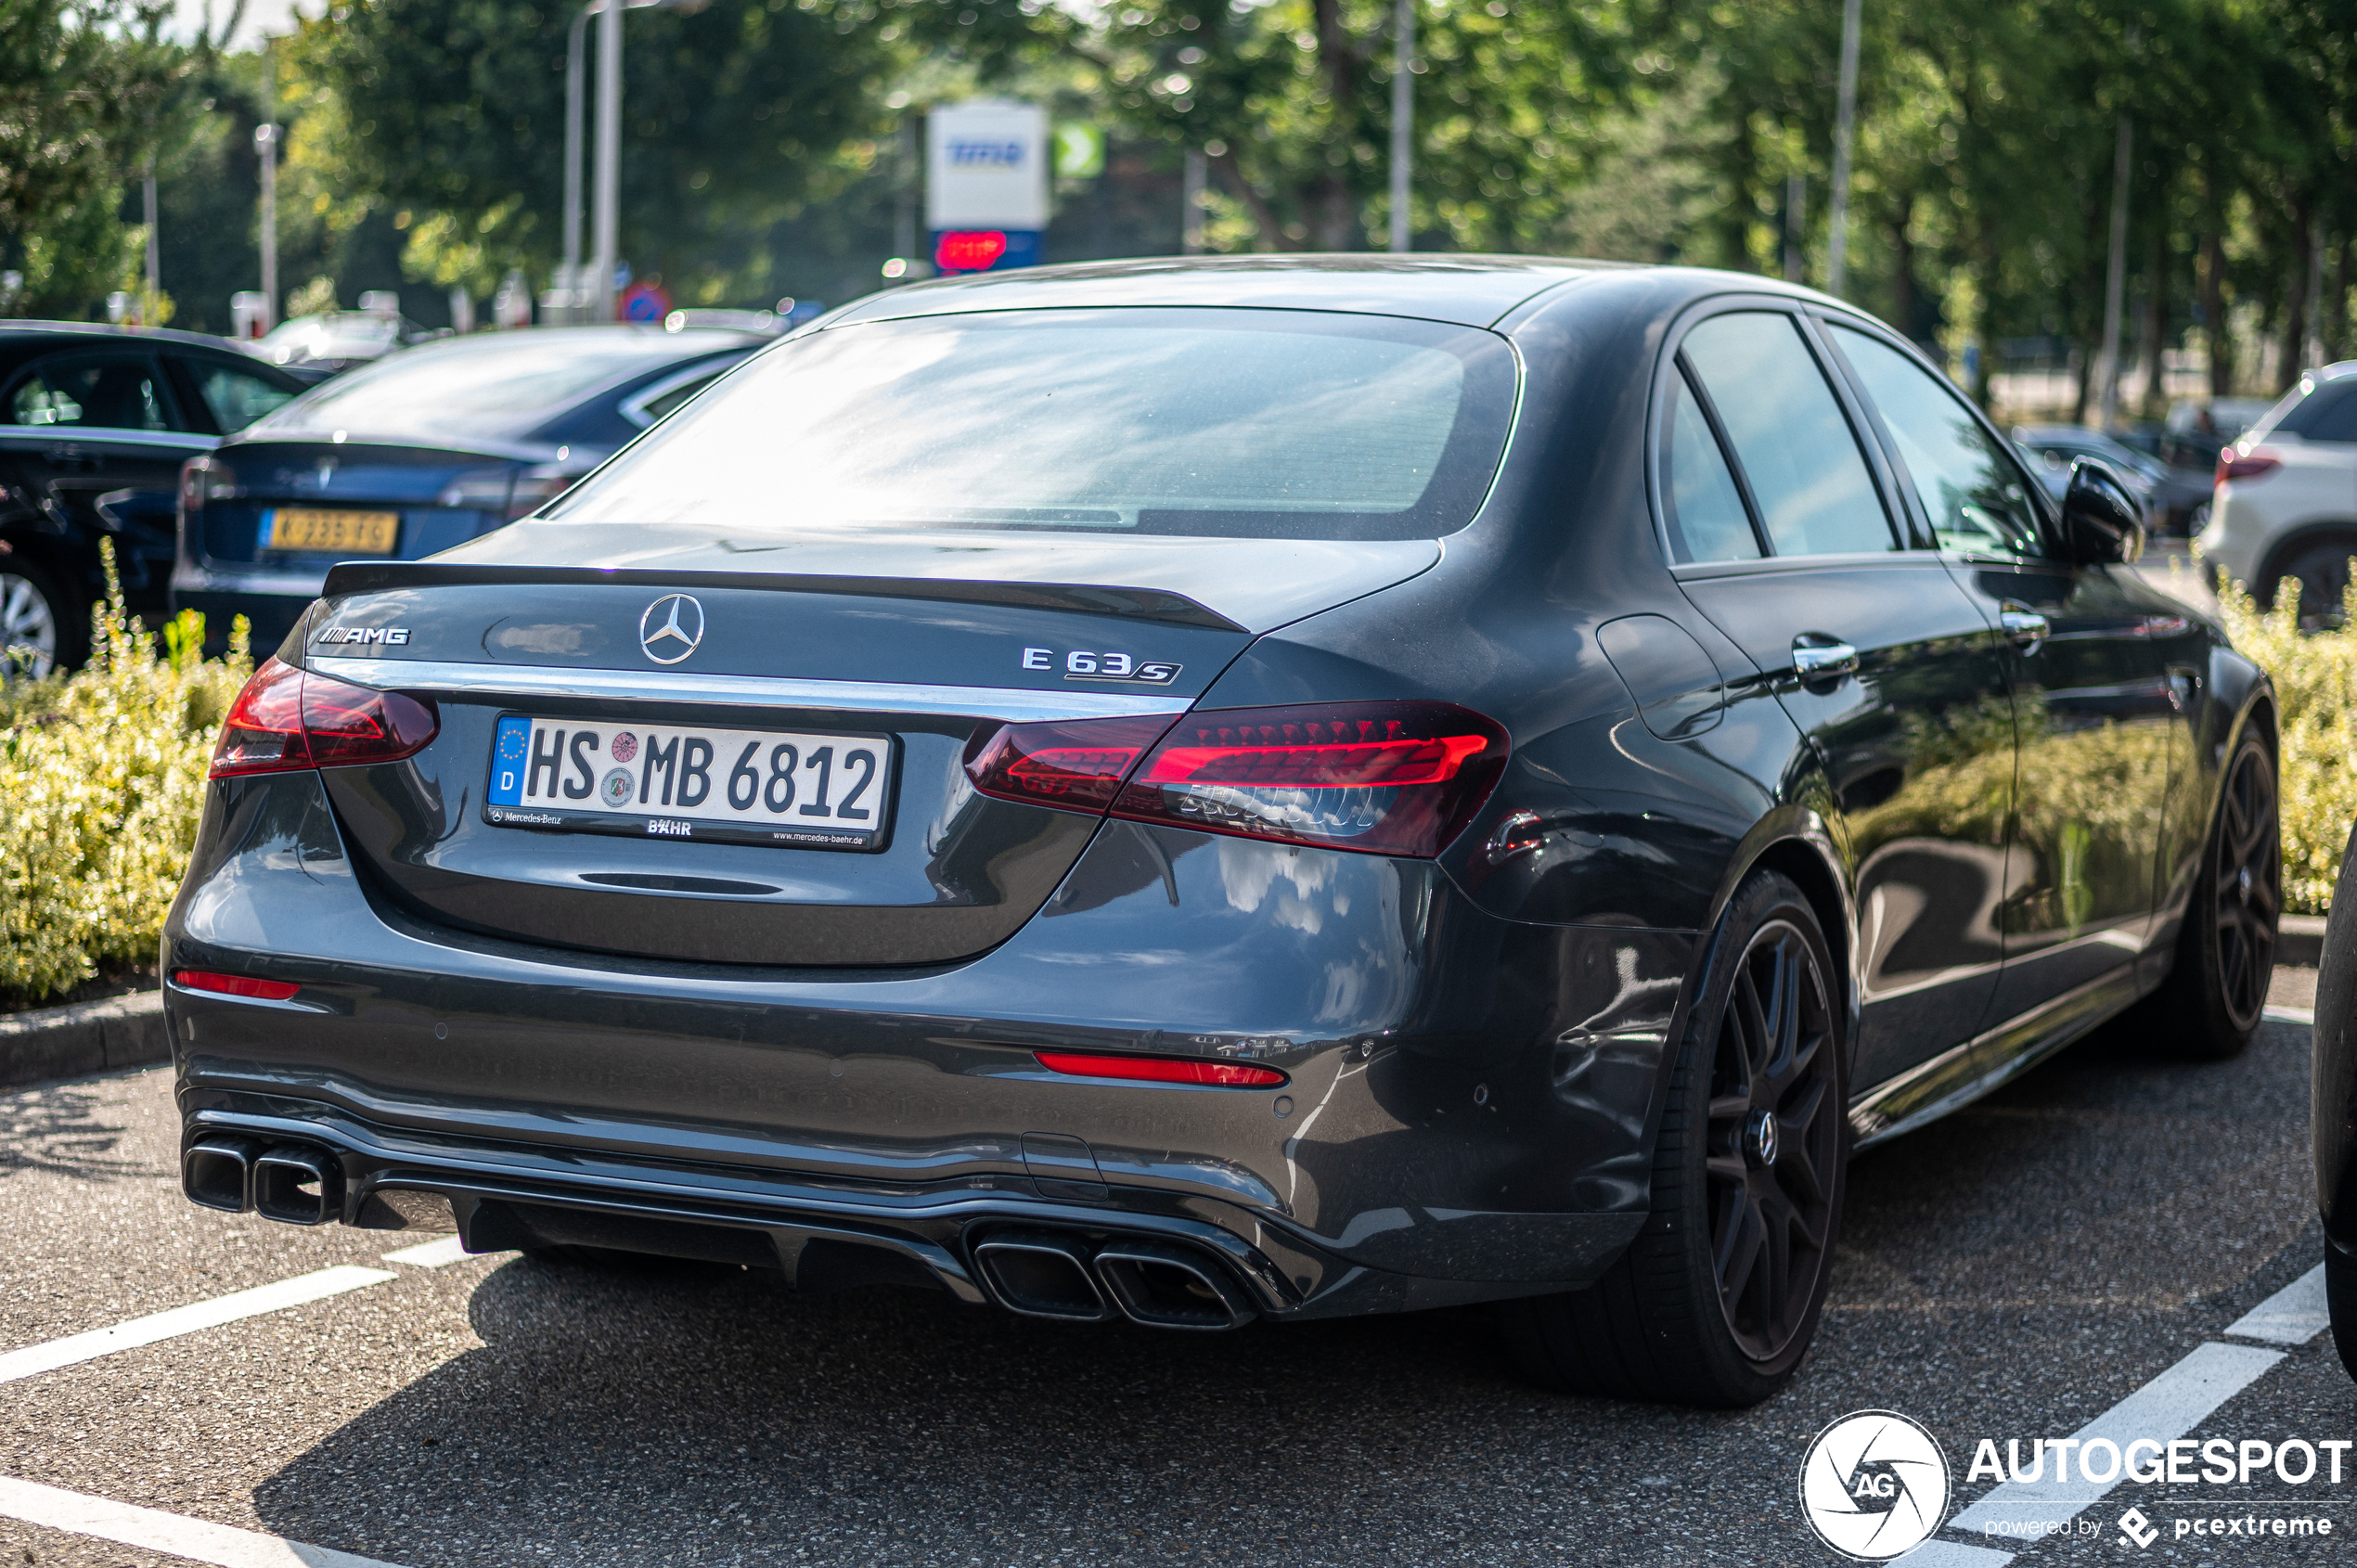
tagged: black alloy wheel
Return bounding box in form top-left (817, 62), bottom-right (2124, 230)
top-left (2277, 542), bottom-right (2356, 632)
top-left (2210, 735), bottom-right (2281, 1034)
top-left (2133, 727), bottom-right (2279, 1059)
top-left (1705, 919), bottom-right (1843, 1365)
top-left (1500, 869), bottom-right (1848, 1407)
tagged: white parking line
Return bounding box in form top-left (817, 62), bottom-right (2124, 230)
top-left (0, 1266), bottom-right (394, 1386)
top-left (2265, 1004), bottom-right (2315, 1025)
top-left (2225, 1264), bottom-right (2331, 1345)
top-left (0, 1474), bottom-right (408, 1568)
top-left (1896, 1539), bottom-right (2016, 1565)
top-left (379, 1234), bottom-right (473, 1268)
top-left (1944, 1342), bottom-right (2286, 1537)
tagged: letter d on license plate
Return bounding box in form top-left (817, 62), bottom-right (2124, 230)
top-left (483, 714), bottom-right (894, 851)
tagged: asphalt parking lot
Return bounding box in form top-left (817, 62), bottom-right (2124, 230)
top-left (0, 970), bottom-right (2344, 1568)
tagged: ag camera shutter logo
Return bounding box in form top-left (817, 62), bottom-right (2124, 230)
top-left (1798, 1410), bottom-right (1951, 1561)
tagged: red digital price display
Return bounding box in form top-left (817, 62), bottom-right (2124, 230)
top-left (934, 231), bottom-right (1011, 273)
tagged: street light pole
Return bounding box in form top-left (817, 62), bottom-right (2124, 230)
top-left (1388, 0), bottom-right (1413, 253)
top-left (1824, 0), bottom-right (1861, 297)
top-left (563, 2), bottom-right (591, 320)
top-left (591, 0), bottom-right (622, 322)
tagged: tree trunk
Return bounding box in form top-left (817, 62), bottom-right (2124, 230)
top-left (2071, 183), bottom-right (2106, 425)
top-left (1888, 199), bottom-right (1915, 342)
top-left (2140, 209), bottom-right (2169, 418)
top-left (2331, 236), bottom-right (2354, 364)
top-left (2282, 204), bottom-right (2312, 392)
top-left (1308, 0), bottom-right (1359, 251)
top-left (2201, 214), bottom-right (2230, 396)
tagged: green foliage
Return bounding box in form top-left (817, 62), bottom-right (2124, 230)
top-left (2215, 576), bottom-right (2357, 916)
top-left (290, 0), bottom-right (895, 302)
top-left (0, 543), bottom-right (251, 1005)
top-left (0, 0), bottom-right (190, 317)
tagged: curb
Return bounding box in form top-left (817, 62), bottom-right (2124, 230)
top-left (2283, 914), bottom-right (2329, 969)
top-left (0, 990), bottom-right (169, 1090)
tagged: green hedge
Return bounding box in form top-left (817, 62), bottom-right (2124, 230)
top-left (1, 546), bottom-right (249, 1004)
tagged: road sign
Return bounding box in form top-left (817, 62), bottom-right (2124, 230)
top-left (619, 280), bottom-right (672, 324)
top-left (1052, 122), bottom-right (1105, 179)
top-left (927, 99), bottom-right (1049, 232)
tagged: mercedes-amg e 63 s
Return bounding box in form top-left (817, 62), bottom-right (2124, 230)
top-left (165, 257), bottom-right (2278, 1406)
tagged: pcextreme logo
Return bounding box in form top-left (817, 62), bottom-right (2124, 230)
top-left (1798, 1410), bottom-right (1951, 1561)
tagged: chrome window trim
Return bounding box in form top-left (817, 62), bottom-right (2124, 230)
top-left (619, 362), bottom-right (734, 429)
top-left (0, 426), bottom-right (218, 452)
top-left (307, 656), bottom-right (1197, 723)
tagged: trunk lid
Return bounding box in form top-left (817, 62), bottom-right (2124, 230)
top-left (301, 572), bottom-right (1267, 967)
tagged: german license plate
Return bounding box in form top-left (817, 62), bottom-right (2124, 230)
top-left (263, 507), bottom-right (401, 555)
top-left (483, 715), bottom-right (894, 851)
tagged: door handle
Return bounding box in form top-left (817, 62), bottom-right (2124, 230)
top-left (1999, 605), bottom-right (2050, 644)
top-left (1791, 636), bottom-right (1859, 679)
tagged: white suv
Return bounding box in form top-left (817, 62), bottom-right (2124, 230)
top-left (2197, 361), bottom-right (2357, 622)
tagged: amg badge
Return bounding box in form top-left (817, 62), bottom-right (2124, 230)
top-left (315, 625), bottom-right (410, 646)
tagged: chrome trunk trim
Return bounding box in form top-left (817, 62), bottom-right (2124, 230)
top-left (307, 656), bottom-right (1196, 724)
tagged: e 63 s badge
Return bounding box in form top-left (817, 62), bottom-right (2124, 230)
top-left (1021, 647), bottom-right (1180, 684)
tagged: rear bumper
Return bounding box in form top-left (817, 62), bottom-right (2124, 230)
top-left (164, 770), bottom-right (1690, 1316)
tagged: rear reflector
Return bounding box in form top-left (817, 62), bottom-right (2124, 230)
top-left (210, 657), bottom-right (439, 778)
top-left (1034, 1050), bottom-right (1287, 1087)
top-left (172, 969), bottom-right (300, 1001)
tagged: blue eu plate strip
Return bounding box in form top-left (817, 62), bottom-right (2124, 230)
top-left (487, 716), bottom-right (531, 805)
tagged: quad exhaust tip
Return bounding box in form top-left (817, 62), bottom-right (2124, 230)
top-left (972, 1230), bottom-right (1256, 1330)
top-left (181, 1137), bottom-right (342, 1225)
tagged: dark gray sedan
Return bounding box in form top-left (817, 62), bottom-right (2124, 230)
top-left (165, 258), bottom-right (2275, 1407)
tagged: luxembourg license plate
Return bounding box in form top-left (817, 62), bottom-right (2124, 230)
top-left (483, 714), bottom-right (894, 851)
top-left (262, 507), bottom-right (401, 555)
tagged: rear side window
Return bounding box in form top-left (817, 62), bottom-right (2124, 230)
top-left (2273, 379), bottom-right (2357, 443)
top-left (1679, 313), bottom-right (1894, 556)
top-left (190, 361), bottom-right (297, 432)
top-left (1831, 327), bottom-right (2044, 558)
top-left (6, 351), bottom-right (180, 431)
top-left (1662, 369), bottom-right (1759, 562)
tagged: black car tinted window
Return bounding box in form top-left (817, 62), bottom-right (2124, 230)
top-left (6, 350), bottom-right (180, 431)
top-left (191, 360), bottom-right (298, 432)
top-left (1662, 368), bottom-right (1760, 563)
top-left (1831, 326), bottom-right (2044, 558)
top-left (2276, 379), bottom-right (2357, 443)
top-left (1679, 312), bottom-right (1894, 556)
top-left (549, 308), bottom-right (1518, 540)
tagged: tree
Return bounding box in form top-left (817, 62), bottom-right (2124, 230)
top-left (290, 0), bottom-right (898, 303)
top-left (0, 0), bottom-right (187, 316)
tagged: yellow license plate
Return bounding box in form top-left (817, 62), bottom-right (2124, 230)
top-left (264, 508), bottom-right (401, 555)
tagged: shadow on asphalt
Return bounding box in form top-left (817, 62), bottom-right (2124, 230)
top-left (0, 1078), bottom-right (159, 1185)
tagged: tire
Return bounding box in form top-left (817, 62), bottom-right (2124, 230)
top-left (2132, 726), bottom-right (2279, 1059)
top-left (0, 556), bottom-right (81, 678)
top-left (2329, 1242), bottom-right (2357, 1383)
top-left (2268, 539), bottom-right (2357, 631)
top-left (1500, 869), bottom-right (1848, 1407)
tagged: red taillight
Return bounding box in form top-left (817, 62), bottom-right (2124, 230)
top-left (1110, 700), bottom-right (1509, 857)
top-left (2216, 445), bottom-right (2283, 486)
top-left (1034, 1050), bottom-right (1288, 1087)
top-left (963, 714), bottom-right (1178, 811)
top-left (172, 969), bottom-right (300, 1000)
top-left (210, 656), bottom-right (310, 776)
top-left (209, 657), bottom-right (439, 778)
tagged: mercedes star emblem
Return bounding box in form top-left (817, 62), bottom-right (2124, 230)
top-left (638, 594), bottom-right (705, 665)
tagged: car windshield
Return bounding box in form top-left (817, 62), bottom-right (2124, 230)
top-left (547, 307), bottom-right (1519, 540)
top-left (251, 331), bottom-right (716, 444)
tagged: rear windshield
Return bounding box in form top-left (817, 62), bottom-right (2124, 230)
top-left (251, 332), bottom-right (728, 444)
top-left (547, 308), bottom-right (1519, 540)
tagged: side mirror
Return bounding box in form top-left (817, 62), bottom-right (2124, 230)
top-left (2062, 457), bottom-right (2144, 565)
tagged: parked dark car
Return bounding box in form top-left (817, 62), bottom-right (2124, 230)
top-left (0, 322), bottom-right (305, 675)
top-left (2013, 422), bottom-right (2209, 534)
top-left (165, 258), bottom-right (2277, 1407)
top-left (243, 309), bottom-right (439, 383)
top-left (174, 324), bottom-right (761, 656)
